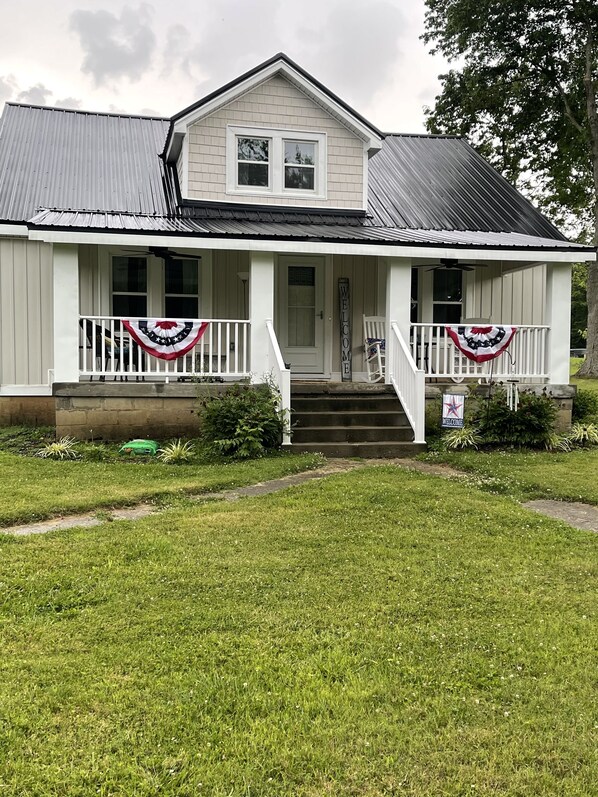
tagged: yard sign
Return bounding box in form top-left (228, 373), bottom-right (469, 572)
top-left (442, 393), bottom-right (465, 428)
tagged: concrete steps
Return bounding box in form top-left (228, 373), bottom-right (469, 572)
top-left (290, 383), bottom-right (426, 458)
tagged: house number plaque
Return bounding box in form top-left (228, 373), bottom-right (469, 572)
top-left (338, 277), bottom-right (352, 381)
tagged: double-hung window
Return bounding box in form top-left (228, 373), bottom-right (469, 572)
top-left (227, 126), bottom-right (326, 199)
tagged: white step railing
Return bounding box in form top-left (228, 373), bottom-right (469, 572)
top-left (388, 322), bottom-right (425, 443)
top-left (410, 324), bottom-right (549, 381)
top-left (266, 320), bottom-right (291, 446)
top-left (79, 316), bottom-right (250, 380)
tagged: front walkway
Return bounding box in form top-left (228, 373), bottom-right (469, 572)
top-left (5, 457), bottom-right (597, 537)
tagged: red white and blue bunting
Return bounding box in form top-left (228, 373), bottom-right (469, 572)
top-left (122, 319), bottom-right (209, 361)
top-left (445, 325), bottom-right (517, 363)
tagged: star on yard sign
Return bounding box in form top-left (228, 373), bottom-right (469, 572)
top-left (443, 396), bottom-right (463, 417)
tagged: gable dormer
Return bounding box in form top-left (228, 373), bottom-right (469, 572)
top-left (164, 54), bottom-right (383, 211)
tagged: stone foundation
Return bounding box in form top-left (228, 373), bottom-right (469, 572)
top-left (0, 396), bottom-right (56, 427)
top-left (53, 382), bottom-right (232, 441)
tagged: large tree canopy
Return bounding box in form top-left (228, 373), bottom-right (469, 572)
top-left (423, 0), bottom-right (598, 375)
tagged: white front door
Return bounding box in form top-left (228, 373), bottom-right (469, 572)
top-left (278, 257), bottom-right (325, 374)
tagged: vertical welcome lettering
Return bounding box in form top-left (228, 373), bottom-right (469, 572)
top-left (338, 278), bottom-right (352, 381)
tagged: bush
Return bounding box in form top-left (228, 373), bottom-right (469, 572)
top-left (572, 389), bottom-right (598, 423)
top-left (477, 389), bottom-right (557, 448)
top-left (568, 422), bottom-right (598, 446)
top-left (198, 382), bottom-right (286, 459)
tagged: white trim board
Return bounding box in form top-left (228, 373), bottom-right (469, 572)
top-left (0, 385), bottom-right (52, 396)
top-left (27, 229), bottom-right (596, 263)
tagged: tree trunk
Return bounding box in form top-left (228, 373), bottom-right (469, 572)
top-left (577, 32), bottom-right (598, 377)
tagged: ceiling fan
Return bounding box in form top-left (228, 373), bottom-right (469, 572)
top-left (121, 246), bottom-right (200, 264)
top-left (426, 258), bottom-right (477, 272)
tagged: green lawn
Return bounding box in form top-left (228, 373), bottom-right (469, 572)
top-left (1, 466), bottom-right (597, 795)
top-left (570, 357), bottom-right (598, 394)
top-left (0, 446), bottom-right (323, 527)
top-left (425, 447), bottom-right (598, 505)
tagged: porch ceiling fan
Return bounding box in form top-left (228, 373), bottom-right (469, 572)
top-left (121, 246), bottom-right (200, 265)
top-left (425, 258), bottom-right (487, 272)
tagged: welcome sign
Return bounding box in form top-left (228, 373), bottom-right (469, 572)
top-left (441, 393), bottom-right (465, 428)
top-left (338, 278), bottom-right (352, 381)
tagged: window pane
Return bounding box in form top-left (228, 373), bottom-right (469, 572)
top-left (284, 166), bottom-right (315, 190)
top-left (112, 257), bottom-right (147, 292)
top-left (113, 294), bottom-right (147, 318)
top-left (411, 268), bottom-right (419, 301)
top-left (165, 259), bottom-right (198, 295)
top-left (238, 162), bottom-right (269, 187)
top-left (433, 304), bottom-right (462, 325)
top-left (433, 269), bottom-right (462, 302)
top-left (237, 137), bottom-right (269, 162)
top-left (165, 296), bottom-right (199, 318)
top-left (284, 141), bottom-right (315, 165)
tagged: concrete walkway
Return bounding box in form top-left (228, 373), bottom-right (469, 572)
top-left (4, 457), bottom-right (597, 537)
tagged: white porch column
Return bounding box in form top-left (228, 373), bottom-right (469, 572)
top-left (52, 243), bottom-right (80, 384)
top-left (384, 256), bottom-right (412, 384)
top-left (545, 262), bottom-right (572, 384)
top-left (249, 250), bottom-right (275, 381)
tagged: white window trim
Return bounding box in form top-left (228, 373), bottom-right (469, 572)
top-left (226, 125), bottom-right (327, 200)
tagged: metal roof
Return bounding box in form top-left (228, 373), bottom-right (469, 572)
top-left (28, 208), bottom-right (590, 251)
top-left (368, 135), bottom-right (565, 240)
top-left (0, 103), bottom-right (170, 222)
top-left (0, 101), bottom-right (587, 252)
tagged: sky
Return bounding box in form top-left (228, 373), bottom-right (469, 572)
top-left (0, 0), bottom-right (449, 133)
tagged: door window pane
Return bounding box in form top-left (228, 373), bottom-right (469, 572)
top-left (287, 266), bottom-right (315, 347)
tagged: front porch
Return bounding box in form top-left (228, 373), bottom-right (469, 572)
top-left (48, 244), bottom-right (575, 448)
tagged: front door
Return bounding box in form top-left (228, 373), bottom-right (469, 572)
top-left (278, 257), bottom-right (325, 374)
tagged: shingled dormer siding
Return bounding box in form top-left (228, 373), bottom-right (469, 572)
top-left (180, 75), bottom-right (366, 209)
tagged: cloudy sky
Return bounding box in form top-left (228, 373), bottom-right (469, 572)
top-left (0, 0), bottom-right (449, 133)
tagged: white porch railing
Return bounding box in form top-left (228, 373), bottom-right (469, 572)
top-left (266, 320), bottom-right (291, 446)
top-left (410, 324), bottom-right (549, 381)
top-left (79, 316), bottom-right (250, 380)
top-left (388, 322), bottom-right (426, 443)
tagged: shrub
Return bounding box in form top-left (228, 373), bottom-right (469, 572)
top-left (572, 389), bottom-right (598, 423)
top-left (158, 439), bottom-right (195, 464)
top-left (36, 436), bottom-right (79, 460)
top-left (568, 422), bottom-right (598, 446)
top-left (198, 382), bottom-right (286, 459)
top-left (477, 389), bottom-right (557, 448)
top-left (442, 426), bottom-right (482, 450)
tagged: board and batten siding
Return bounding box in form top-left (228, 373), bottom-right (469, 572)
top-left (0, 238), bottom-right (54, 387)
top-left (332, 255), bottom-right (378, 374)
top-left (183, 75), bottom-right (365, 209)
top-left (464, 263), bottom-right (545, 325)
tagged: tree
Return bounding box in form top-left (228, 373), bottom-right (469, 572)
top-left (423, 0), bottom-right (598, 375)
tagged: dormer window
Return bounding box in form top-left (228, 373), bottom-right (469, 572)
top-left (284, 140), bottom-right (315, 190)
top-left (226, 126), bottom-right (327, 200)
top-left (237, 137), bottom-right (270, 188)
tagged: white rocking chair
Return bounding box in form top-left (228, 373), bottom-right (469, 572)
top-left (363, 315), bottom-right (386, 382)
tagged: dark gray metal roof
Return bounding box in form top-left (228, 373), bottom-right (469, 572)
top-left (0, 101), bottom-right (587, 252)
top-left (28, 208), bottom-right (591, 251)
top-left (0, 103), bottom-right (170, 222)
top-left (368, 135), bottom-right (565, 240)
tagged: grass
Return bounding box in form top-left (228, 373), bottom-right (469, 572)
top-left (570, 356), bottom-right (598, 394)
top-left (424, 447), bottom-right (598, 504)
top-left (0, 466), bottom-right (597, 795)
top-left (0, 427), bottom-right (324, 527)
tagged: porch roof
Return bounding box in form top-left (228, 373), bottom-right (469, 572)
top-left (26, 207), bottom-right (594, 253)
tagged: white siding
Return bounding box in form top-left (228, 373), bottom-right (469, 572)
top-left (465, 263), bottom-right (546, 325)
top-left (0, 238), bottom-right (54, 386)
top-left (332, 255), bottom-right (379, 373)
top-left (186, 75), bottom-right (365, 209)
top-left (212, 249), bottom-right (249, 319)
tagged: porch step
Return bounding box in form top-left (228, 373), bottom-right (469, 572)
top-left (290, 383), bottom-right (424, 458)
top-left (292, 442), bottom-right (427, 458)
